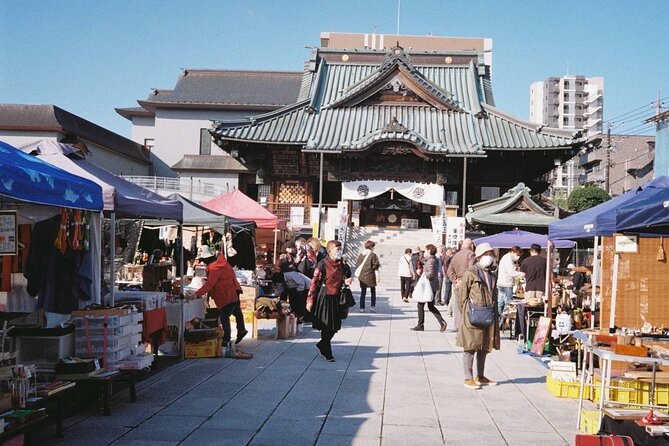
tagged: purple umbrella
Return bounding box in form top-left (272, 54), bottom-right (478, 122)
top-left (473, 229), bottom-right (575, 249)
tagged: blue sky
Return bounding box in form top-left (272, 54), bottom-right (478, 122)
top-left (1, 0), bottom-right (667, 137)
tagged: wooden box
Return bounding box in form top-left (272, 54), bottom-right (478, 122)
top-left (614, 344), bottom-right (649, 357)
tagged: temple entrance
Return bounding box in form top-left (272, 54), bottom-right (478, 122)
top-left (354, 190), bottom-right (434, 228)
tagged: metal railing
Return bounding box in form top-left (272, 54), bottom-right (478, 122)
top-left (121, 176), bottom-right (234, 200)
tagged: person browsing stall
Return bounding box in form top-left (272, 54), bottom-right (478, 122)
top-left (520, 243), bottom-right (547, 303)
top-left (496, 246), bottom-right (524, 321)
top-left (457, 242), bottom-right (500, 389)
top-left (194, 247), bottom-right (249, 346)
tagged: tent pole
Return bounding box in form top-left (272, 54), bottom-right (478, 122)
top-left (178, 223), bottom-right (185, 360)
top-left (545, 240), bottom-right (553, 317)
top-left (110, 212), bottom-right (116, 307)
top-left (591, 236), bottom-right (599, 329)
top-left (273, 229), bottom-right (279, 264)
top-left (318, 152), bottom-right (324, 239)
top-left (609, 253), bottom-right (620, 334)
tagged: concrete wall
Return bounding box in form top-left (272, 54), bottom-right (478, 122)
top-left (130, 115), bottom-right (156, 146)
top-left (152, 109), bottom-right (260, 168)
top-left (655, 119), bottom-right (669, 178)
top-left (0, 130), bottom-right (60, 148)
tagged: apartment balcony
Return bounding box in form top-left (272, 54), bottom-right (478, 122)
top-left (585, 93), bottom-right (603, 104)
top-left (584, 106), bottom-right (603, 117)
top-left (578, 151), bottom-right (602, 168)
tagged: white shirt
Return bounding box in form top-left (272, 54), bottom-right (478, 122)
top-left (497, 252), bottom-right (523, 288)
top-left (397, 254), bottom-right (415, 278)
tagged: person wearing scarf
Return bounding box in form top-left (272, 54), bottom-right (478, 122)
top-left (306, 240), bottom-right (352, 362)
top-left (456, 242), bottom-right (501, 389)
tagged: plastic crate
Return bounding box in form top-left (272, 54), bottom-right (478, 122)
top-left (75, 322), bottom-right (142, 337)
top-left (638, 381), bottom-right (669, 406)
top-left (16, 333), bottom-right (74, 365)
top-left (591, 378), bottom-right (640, 406)
top-left (116, 353), bottom-right (154, 370)
top-left (82, 347), bottom-right (132, 364)
top-left (75, 333), bottom-right (142, 354)
top-left (546, 372), bottom-right (590, 399)
top-left (73, 314), bottom-right (137, 328)
top-left (579, 410), bottom-right (600, 434)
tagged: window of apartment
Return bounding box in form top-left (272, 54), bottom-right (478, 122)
top-left (563, 117), bottom-right (569, 125)
top-left (199, 128), bottom-right (212, 155)
top-left (144, 138), bottom-right (155, 152)
top-left (564, 80), bottom-right (570, 89)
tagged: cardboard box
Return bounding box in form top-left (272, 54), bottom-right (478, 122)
top-left (185, 338), bottom-right (221, 358)
top-left (72, 308), bottom-right (131, 317)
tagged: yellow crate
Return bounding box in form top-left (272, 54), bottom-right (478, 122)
top-left (638, 381), bottom-right (669, 406)
top-left (546, 372), bottom-right (590, 399)
top-left (185, 338), bottom-right (221, 358)
top-left (591, 377), bottom-right (640, 406)
top-left (579, 410), bottom-right (600, 434)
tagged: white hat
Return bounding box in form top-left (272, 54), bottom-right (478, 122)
top-left (197, 245), bottom-right (215, 260)
top-left (474, 242), bottom-right (494, 258)
top-left (567, 263), bottom-right (576, 270)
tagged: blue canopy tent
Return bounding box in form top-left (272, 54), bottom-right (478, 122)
top-left (474, 229), bottom-right (575, 249)
top-left (0, 140), bottom-right (103, 211)
top-left (548, 176), bottom-right (669, 240)
top-left (616, 187), bottom-right (669, 234)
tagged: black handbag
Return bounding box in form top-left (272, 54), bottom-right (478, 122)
top-left (468, 300), bottom-right (494, 327)
top-left (340, 286), bottom-right (356, 308)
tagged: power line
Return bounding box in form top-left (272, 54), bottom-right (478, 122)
top-left (604, 97), bottom-right (668, 124)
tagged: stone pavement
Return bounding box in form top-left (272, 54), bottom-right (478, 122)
top-left (40, 287), bottom-right (586, 445)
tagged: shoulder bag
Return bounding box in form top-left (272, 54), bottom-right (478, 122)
top-left (354, 252), bottom-right (372, 278)
top-left (467, 300), bottom-right (494, 327)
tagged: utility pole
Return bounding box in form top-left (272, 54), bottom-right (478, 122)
top-left (604, 124), bottom-right (611, 194)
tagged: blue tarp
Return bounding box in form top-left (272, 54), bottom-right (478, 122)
top-left (548, 176), bottom-right (669, 239)
top-left (473, 229), bottom-right (575, 249)
top-left (21, 140), bottom-right (182, 220)
top-left (0, 140), bottom-right (103, 211)
top-left (616, 187), bottom-right (669, 234)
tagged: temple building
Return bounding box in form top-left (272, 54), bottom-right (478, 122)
top-left (210, 32), bottom-right (588, 228)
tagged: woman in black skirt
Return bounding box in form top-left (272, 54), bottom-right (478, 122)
top-left (306, 240), bottom-right (352, 362)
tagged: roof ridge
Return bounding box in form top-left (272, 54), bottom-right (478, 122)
top-left (181, 69), bottom-right (302, 76)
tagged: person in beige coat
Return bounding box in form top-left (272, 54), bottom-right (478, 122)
top-left (456, 242), bottom-right (501, 389)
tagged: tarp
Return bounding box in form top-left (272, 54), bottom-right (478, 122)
top-left (202, 189), bottom-right (286, 230)
top-left (143, 193), bottom-right (256, 234)
top-left (548, 176), bottom-right (669, 239)
top-left (473, 229), bottom-right (575, 249)
top-left (0, 140), bottom-right (103, 211)
top-left (20, 140), bottom-right (182, 220)
top-left (616, 187), bottom-right (669, 234)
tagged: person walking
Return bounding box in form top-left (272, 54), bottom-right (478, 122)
top-left (497, 246), bottom-right (524, 327)
top-left (447, 238), bottom-right (476, 324)
top-left (439, 247), bottom-right (454, 306)
top-left (356, 240), bottom-right (380, 312)
top-left (457, 242), bottom-right (500, 389)
top-left (520, 243), bottom-right (547, 302)
top-left (194, 251), bottom-right (249, 347)
top-left (410, 244), bottom-right (448, 332)
top-left (398, 248), bottom-right (416, 303)
top-left (306, 240), bottom-right (352, 362)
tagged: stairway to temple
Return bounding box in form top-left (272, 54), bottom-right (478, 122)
top-left (344, 226), bottom-right (438, 287)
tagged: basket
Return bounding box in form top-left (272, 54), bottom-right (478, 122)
top-left (546, 372), bottom-right (590, 399)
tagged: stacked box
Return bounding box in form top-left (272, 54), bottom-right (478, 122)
top-left (73, 312), bottom-right (146, 370)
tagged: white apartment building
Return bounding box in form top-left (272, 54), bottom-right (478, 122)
top-left (529, 75), bottom-right (604, 198)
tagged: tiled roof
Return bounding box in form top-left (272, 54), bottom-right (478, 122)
top-left (115, 106), bottom-right (154, 119)
top-left (212, 47), bottom-right (585, 155)
top-left (0, 103), bottom-right (150, 164)
top-left (466, 183), bottom-right (557, 227)
top-left (140, 70), bottom-right (302, 109)
top-left (171, 154), bottom-right (250, 172)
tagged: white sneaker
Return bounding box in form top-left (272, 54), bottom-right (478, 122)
top-left (370, 306), bottom-right (376, 313)
top-left (359, 308), bottom-right (365, 313)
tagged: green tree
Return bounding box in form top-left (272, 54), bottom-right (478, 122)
top-left (567, 186), bottom-right (611, 212)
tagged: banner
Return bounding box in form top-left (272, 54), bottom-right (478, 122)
top-left (341, 180), bottom-right (444, 206)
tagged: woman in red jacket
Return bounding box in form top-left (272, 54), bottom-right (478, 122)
top-left (195, 252), bottom-right (248, 345)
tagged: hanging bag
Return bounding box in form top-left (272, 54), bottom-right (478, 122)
top-left (412, 274), bottom-right (433, 303)
top-left (468, 300), bottom-right (495, 327)
top-left (354, 252), bottom-right (372, 278)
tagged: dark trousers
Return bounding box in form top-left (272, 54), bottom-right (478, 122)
top-left (417, 300), bottom-right (444, 327)
top-left (320, 328), bottom-right (335, 355)
top-left (288, 288), bottom-right (307, 321)
top-left (359, 284), bottom-right (376, 309)
top-left (400, 276), bottom-right (412, 299)
top-left (443, 279), bottom-right (453, 306)
top-left (219, 301), bottom-right (245, 343)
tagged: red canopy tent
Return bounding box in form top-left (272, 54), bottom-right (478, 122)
top-left (202, 189), bottom-right (287, 230)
